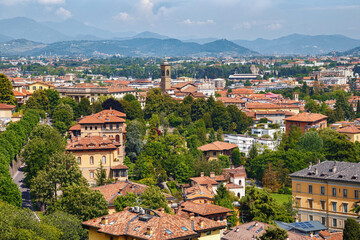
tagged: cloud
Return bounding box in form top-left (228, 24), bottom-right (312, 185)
top-left (0, 0), bottom-right (29, 6)
top-left (266, 23), bottom-right (282, 30)
top-left (182, 19), bottom-right (215, 26)
top-left (56, 7), bottom-right (72, 19)
top-left (38, 0), bottom-right (65, 4)
top-left (113, 12), bottom-right (133, 22)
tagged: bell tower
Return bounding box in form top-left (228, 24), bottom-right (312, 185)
top-left (161, 61), bottom-right (171, 93)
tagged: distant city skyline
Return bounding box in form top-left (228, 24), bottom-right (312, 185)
top-left (0, 0), bottom-right (359, 40)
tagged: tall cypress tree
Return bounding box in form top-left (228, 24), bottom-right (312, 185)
top-left (0, 74), bottom-right (16, 106)
top-left (344, 218), bottom-right (360, 240)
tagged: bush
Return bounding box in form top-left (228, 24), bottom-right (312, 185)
top-left (278, 187), bottom-right (292, 195)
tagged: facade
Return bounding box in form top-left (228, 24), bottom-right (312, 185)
top-left (0, 103), bottom-right (15, 119)
top-left (246, 102), bottom-right (300, 114)
top-left (197, 141), bottom-right (238, 161)
top-left (67, 109), bottom-right (127, 185)
top-left (82, 207), bottom-right (226, 240)
top-left (318, 77), bottom-right (347, 85)
top-left (290, 161), bottom-right (360, 230)
top-left (223, 167), bottom-right (246, 199)
top-left (197, 80), bottom-right (215, 98)
top-left (224, 134), bottom-right (277, 156)
top-left (161, 61), bottom-right (171, 93)
top-left (213, 78), bottom-right (226, 89)
top-left (56, 84), bottom-right (108, 103)
top-left (251, 124), bottom-right (284, 139)
top-left (254, 110), bottom-right (295, 124)
top-left (285, 112), bottom-right (328, 133)
top-left (336, 125), bottom-right (360, 143)
top-left (26, 82), bottom-right (54, 93)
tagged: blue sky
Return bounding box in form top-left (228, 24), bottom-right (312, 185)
top-left (0, 0), bottom-right (359, 40)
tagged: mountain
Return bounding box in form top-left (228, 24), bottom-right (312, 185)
top-left (3, 38), bottom-right (255, 57)
top-left (0, 33), bottom-right (12, 43)
top-left (201, 39), bottom-right (256, 55)
top-left (0, 39), bottom-right (45, 55)
top-left (0, 17), bottom-right (70, 43)
top-left (41, 19), bottom-right (115, 40)
top-left (183, 38), bottom-right (218, 44)
top-left (233, 34), bottom-right (360, 55)
top-left (132, 31), bottom-right (169, 39)
top-left (335, 46), bottom-right (360, 56)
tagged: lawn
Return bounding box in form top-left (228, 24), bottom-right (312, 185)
top-left (271, 193), bottom-right (292, 205)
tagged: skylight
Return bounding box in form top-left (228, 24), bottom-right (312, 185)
top-left (181, 227), bottom-right (188, 231)
top-left (165, 229), bottom-right (173, 234)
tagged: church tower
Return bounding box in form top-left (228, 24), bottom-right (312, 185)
top-left (161, 61), bottom-right (171, 93)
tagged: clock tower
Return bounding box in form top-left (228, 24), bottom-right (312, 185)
top-left (161, 61), bottom-right (171, 93)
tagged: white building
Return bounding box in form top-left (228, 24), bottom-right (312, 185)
top-left (197, 80), bottom-right (215, 97)
top-left (251, 124), bottom-right (285, 139)
top-left (223, 166), bottom-right (246, 199)
top-left (318, 77), bottom-right (347, 85)
top-left (224, 134), bottom-right (278, 156)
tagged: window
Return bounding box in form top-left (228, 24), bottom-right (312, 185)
top-left (308, 199), bottom-right (313, 209)
top-left (33, 86), bottom-right (36, 90)
top-left (213, 152), bottom-right (216, 156)
top-left (321, 186), bottom-right (325, 195)
top-left (355, 190), bottom-right (359, 200)
top-left (308, 185), bottom-right (313, 194)
top-left (116, 124), bottom-right (119, 129)
top-left (40, 86), bottom-right (43, 90)
top-left (77, 157), bottom-right (81, 164)
top-left (321, 217), bottom-right (326, 225)
top-left (332, 202), bottom-right (337, 212)
top-left (321, 200), bottom-right (326, 210)
top-left (333, 219), bottom-right (337, 227)
top-left (309, 215), bottom-right (313, 221)
top-left (295, 198), bottom-right (301, 207)
top-left (90, 156), bottom-right (94, 165)
top-left (85, 126), bottom-right (88, 130)
top-left (90, 171), bottom-right (94, 178)
top-left (110, 124), bottom-right (113, 130)
top-left (343, 203), bottom-right (348, 213)
top-left (343, 189), bottom-right (348, 198)
top-left (95, 126), bottom-right (97, 130)
top-left (332, 188), bottom-right (337, 197)
top-left (90, 126), bottom-right (92, 130)
top-left (206, 231), bottom-right (211, 235)
top-left (296, 184), bottom-right (301, 193)
top-left (102, 156), bottom-right (106, 164)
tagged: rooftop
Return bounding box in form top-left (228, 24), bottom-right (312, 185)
top-left (197, 141), bottom-right (238, 152)
top-left (285, 112), bottom-right (327, 122)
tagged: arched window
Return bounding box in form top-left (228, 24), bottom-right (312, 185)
top-left (116, 135), bottom-right (120, 142)
top-left (77, 157), bottom-right (81, 164)
top-left (102, 156), bottom-right (106, 164)
top-left (90, 156), bottom-right (94, 164)
top-left (90, 171), bottom-right (94, 178)
top-left (237, 193), bottom-right (241, 198)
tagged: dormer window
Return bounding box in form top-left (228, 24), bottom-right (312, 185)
top-left (87, 143), bottom-right (95, 148)
top-left (75, 144), bottom-right (83, 148)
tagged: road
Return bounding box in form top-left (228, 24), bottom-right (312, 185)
top-left (12, 165), bottom-right (33, 210)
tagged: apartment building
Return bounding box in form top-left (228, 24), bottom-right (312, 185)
top-left (290, 161), bottom-right (360, 230)
top-left (224, 134), bottom-right (277, 156)
top-left (285, 112), bottom-right (327, 133)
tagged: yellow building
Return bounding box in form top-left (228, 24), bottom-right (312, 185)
top-left (336, 125), bottom-right (360, 143)
top-left (290, 161), bottom-right (360, 230)
top-left (0, 103), bottom-right (15, 118)
top-left (67, 109), bottom-right (127, 185)
top-left (25, 82), bottom-right (54, 93)
top-left (197, 141), bottom-right (238, 161)
top-left (82, 207), bottom-right (226, 240)
top-left (246, 102), bottom-right (300, 114)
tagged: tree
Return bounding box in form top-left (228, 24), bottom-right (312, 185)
top-left (52, 103), bottom-right (74, 134)
top-left (95, 162), bottom-right (106, 186)
top-left (43, 211), bottom-right (87, 240)
top-left (262, 163), bottom-right (281, 192)
top-left (77, 97), bottom-right (91, 117)
top-left (305, 99), bottom-right (320, 113)
top-left (25, 90), bottom-right (50, 112)
top-left (113, 193), bottom-right (138, 212)
top-left (258, 226), bottom-right (288, 240)
top-left (190, 98), bottom-right (207, 121)
top-left (208, 128), bottom-right (216, 143)
top-left (231, 147), bottom-right (243, 166)
top-left (53, 185), bottom-right (108, 221)
top-left (102, 98), bottom-right (124, 112)
top-left (0, 166), bottom-right (22, 207)
top-left (45, 89), bottom-right (60, 115)
top-left (239, 187), bottom-right (293, 223)
top-left (123, 94), bottom-right (137, 102)
top-left (214, 183), bottom-right (238, 226)
top-left (212, 101), bottom-right (231, 131)
top-left (343, 218), bottom-right (360, 240)
top-left (60, 97), bottom-right (78, 119)
top-left (0, 74), bottom-right (16, 106)
top-left (140, 186), bottom-right (172, 213)
top-left (218, 155), bottom-right (230, 168)
top-left (296, 131), bottom-right (323, 152)
top-left (356, 100), bottom-right (360, 119)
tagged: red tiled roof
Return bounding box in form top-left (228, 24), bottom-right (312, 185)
top-left (336, 125), bottom-right (360, 134)
top-left (69, 124), bottom-right (81, 131)
top-left (0, 103), bottom-right (15, 109)
top-left (197, 141), bottom-right (238, 152)
top-left (190, 176), bottom-right (218, 186)
top-left (66, 136), bottom-right (117, 151)
top-left (178, 201), bottom-right (233, 216)
top-left (79, 109), bottom-right (126, 124)
top-left (285, 112), bottom-right (328, 122)
top-left (13, 90), bottom-right (26, 96)
top-left (111, 164), bottom-right (129, 170)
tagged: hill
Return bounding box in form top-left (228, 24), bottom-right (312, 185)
top-left (233, 34), bottom-right (360, 55)
top-left (1, 38), bottom-right (256, 57)
top-left (0, 34), bottom-right (12, 43)
top-left (0, 39), bottom-right (45, 55)
top-left (0, 17), bottom-right (70, 43)
top-left (133, 31), bottom-right (169, 40)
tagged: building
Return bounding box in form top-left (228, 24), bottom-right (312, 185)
top-left (67, 109), bottom-right (127, 185)
top-left (251, 123), bottom-right (284, 139)
top-left (213, 78), bottom-right (226, 89)
top-left (246, 102), bottom-right (300, 114)
top-left (228, 74), bottom-right (258, 81)
top-left (26, 81), bottom-right (54, 93)
top-left (290, 161), bottom-right (360, 230)
top-left (318, 77), bottom-right (347, 85)
top-left (253, 110), bottom-right (295, 124)
top-left (336, 125), bottom-right (360, 143)
top-left (82, 207), bottom-right (226, 240)
top-left (223, 166), bottom-right (247, 199)
top-left (56, 84), bottom-right (108, 103)
top-left (197, 80), bottom-right (215, 98)
top-left (161, 61), bottom-right (171, 93)
top-left (197, 141), bottom-right (238, 161)
top-left (285, 112), bottom-right (328, 133)
top-left (224, 134), bottom-right (277, 156)
top-left (0, 103), bottom-right (15, 119)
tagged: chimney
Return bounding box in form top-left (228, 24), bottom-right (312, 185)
top-left (210, 172), bottom-right (215, 179)
top-left (110, 107), bottom-right (112, 110)
top-left (308, 162), bottom-right (312, 170)
top-left (146, 227), bottom-right (153, 236)
top-left (317, 159), bottom-right (321, 164)
top-left (332, 165), bottom-right (337, 173)
top-left (200, 172), bottom-right (204, 177)
top-left (199, 219), bottom-right (204, 228)
top-left (189, 212), bottom-right (195, 219)
top-left (315, 168), bottom-right (318, 175)
top-left (100, 217), bottom-right (109, 225)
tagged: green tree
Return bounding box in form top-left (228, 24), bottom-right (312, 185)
top-left (214, 183), bottom-right (238, 226)
top-left (25, 90), bottom-right (50, 113)
top-left (258, 226), bottom-right (288, 240)
top-left (0, 74), bottom-right (16, 105)
top-left (0, 166), bottom-right (22, 207)
top-left (52, 103), bottom-right (74, 134)
top-left (113, 193), bottom-right (138, 212)
top-left (305, 99), bottom-right (320, 113)
top-left (212, 101), bottom-right (231, 131)
top-left (53, 185), bottom-right (108, 221)
top-left (231, 147), bottom-right (243, 166)
top-left (343, 218), bottom-right (360, 240)
top-left (296, 131), bottom-right (323, 152)
top-left (190, 98), bottom-right (207, 121)
top-left (208, 128), bottom-right (216, 143)
top-left (77, 97), bottom-right (91, 117)
top-left (45, 89), bottom-right (60, 115)
top-left (218, 154), bottom-right (230, 168)
top-left (95, 162), bottom-right (106, 186)
top-left (43, 211), bottom-right (87, 240)
top-left (140, 185), bottom-right (172, 213)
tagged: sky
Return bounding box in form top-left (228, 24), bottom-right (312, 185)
top-left (0, 0), bottom-right (360, 40)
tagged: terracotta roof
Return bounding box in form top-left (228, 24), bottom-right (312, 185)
top-left (111, 164), bottom-right (129, 170)
top-left (184, 184), bottom-right (214, 200)
top-left (108, 86), bottom-right (136, 93)
top-left (82, 207), bottom-right (226, 239)
top-left (197, 141), bottom-right (238, 152)
top-left (231, 88), bottom-right (254, 95)
top-left (217, 97), bottom-right (246, 104)
top-left (79, 109), bottom-right (126, 124)
top-left (223, 167), bottom-right (247, 178)
top-left (225, 183), bottom-right (243, 189)
top-left (69, 124), bottom-right (81, 131)
top-left (247, 102), bottom-right (300, 110)
top-left (285, 112), bottom-right (328, 122)
top-left (66, 136), bottom-right (117, 151)
top-left (0, 103), bottom-right (15, 109)
top-left (178, 202), bottom-right (233, 216)
top-left (13, 90), bottom-right (26, 96)
top-left (190, 176), bottom-right (218, 186)
top-left (336, 125), bottom-right (360, 134)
